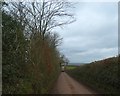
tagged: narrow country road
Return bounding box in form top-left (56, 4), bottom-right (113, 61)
top-left (51, 72), bottom-right (98, 94)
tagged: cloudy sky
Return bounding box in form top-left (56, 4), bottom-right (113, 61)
top-left (56, 1), bottom-right (118, 63)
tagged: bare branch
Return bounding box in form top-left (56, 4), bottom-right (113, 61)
top-left (4, 0), bottom-right (76, 39)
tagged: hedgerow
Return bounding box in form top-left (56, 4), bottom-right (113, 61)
top-left (67, 57), bottom-right (120, 94)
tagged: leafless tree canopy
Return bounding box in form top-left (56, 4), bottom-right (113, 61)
top-left (4, 0), bottom-right (75, 39)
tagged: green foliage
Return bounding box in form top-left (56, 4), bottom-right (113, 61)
top-left (66, 57), bottom-right (119, 94)
top-left (66, 65), bottom-right (77, 70)
top-left (2, 11), bottom-right (27, 93)
top-left (2, 11), bottom-right (61, 94)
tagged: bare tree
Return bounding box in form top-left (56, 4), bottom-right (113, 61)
top-left (4, 0), bottom-right (75, 39)
top-left (59, 54), bottom-right (69, 71)
top-left (44, 32), bottom-right (62, 48)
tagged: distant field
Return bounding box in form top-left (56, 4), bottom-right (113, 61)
top-left (66, 56), bottom-right (120, 94)
top-left (66, 65), bottom-right (78, 70)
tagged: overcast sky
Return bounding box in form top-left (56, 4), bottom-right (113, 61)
top-left (56, 1), bottom-right (118, 63)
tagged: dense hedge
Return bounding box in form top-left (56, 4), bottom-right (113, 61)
top-left (2, 11), bottom-right (61, 94)
top-left (66, 57), bottom-right (120, 94)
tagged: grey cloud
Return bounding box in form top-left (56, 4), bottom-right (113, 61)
top-left (57, 2), bottom-right (118, 63)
